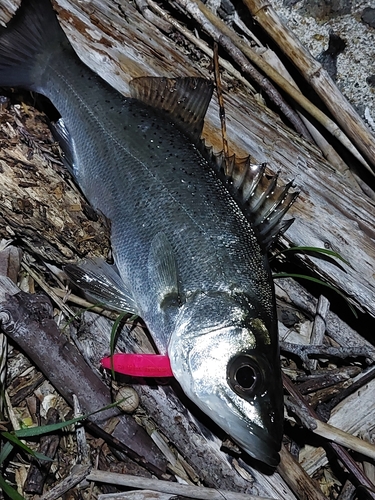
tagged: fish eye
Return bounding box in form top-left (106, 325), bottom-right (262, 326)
top-left (227, 355), bottom-right (262, 397)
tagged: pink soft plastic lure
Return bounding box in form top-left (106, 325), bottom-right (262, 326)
top-left (101, 354), bottom-right (173, 377)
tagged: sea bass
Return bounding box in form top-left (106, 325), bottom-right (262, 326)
top-left (0, 0), bottom-right (297, 466)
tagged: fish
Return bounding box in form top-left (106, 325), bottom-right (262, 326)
top-left (0, 0), bottom-right (297, 466)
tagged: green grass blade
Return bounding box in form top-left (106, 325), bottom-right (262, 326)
top-left (109, 312), bottom-right (135, 378)
top-left (273, 272), bottom-right (358, 318)
top-left (272, 246), bottom-right (351, 269)
top-left (12, 399), bottom-right (123, 439)
top-left (1, 432), bottom-right (52, 461)
top-left (0, 441), bottom-right (13, 465)
top-left (0, 474), bottom-right (25, 500)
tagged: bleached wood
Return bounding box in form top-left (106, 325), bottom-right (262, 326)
top-left (313, 420), bottom-right (375, 461)
top-left (88, 470), bottom-right (275, 500)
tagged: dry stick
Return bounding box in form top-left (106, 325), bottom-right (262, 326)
top-left (146, 0), bottom-right (256, 92)
top-left (283, 373), bottom-right (375, 499)
top-left (134, 0), bottom-right (173, 33)
top-left (313, 421), bottom-right (375, 461)
top-left (213, 42), bottom-right (230, 164)
top-left (0, 332), bottom-right (6, 416)
top-left (284, 397), bottom-right (375, 461)
top-left (306, 295), bottom-right (330, 372)
top-left (143, 1), bottom-right (367, 183)
top-left (278, 446), bottom-right (328, 500)
top-left (24, 407), bottom-right (61, 495)
top-left (0, 245), bottom-right (22, 416)
top-left (22, 261), bottom-right (76, 318)
top-left (176, 0), bottom-right (372, 173)
top-left (317, 366), bottom-right (375, 420)
top-left (171, 0), bottom-right (312, 140)
top-left (242, 0), bottom-right (375, 171)
top-left (87, 470), bottom-right (274, 500)
top-left (39, 463), bottom-right (92, 500)
top-left (0, 276), bottom-right (166, 477)
top-left (51, 287), bottom-right (119, 319)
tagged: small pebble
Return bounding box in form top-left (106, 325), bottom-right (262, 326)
top-left (281, 309), bottom-right (299, 327)
top-left (361, 7), bottom-right (375, 28)
top-left (116, 386), bottom-right (140, 413)
top-left (316, 31), bottom-right (346, 81)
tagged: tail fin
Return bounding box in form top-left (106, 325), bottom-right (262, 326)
top-left (0, 0), bottom-right (69, 91)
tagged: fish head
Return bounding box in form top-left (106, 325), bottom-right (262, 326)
top-left (168, 292), bottom-right (283, 467)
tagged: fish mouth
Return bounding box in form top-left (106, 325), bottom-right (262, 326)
top-left (201, 393), bottom-right (282, 466)
top-left (232, 422), bottom-right (282, 467)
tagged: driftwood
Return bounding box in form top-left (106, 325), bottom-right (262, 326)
top-left (1, 1), bottom-right (375, 499)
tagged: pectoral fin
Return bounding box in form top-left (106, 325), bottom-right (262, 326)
top-left (64, 258), bottom-right (139, 315)
top-left (148, 233), bottom-right (181, 311)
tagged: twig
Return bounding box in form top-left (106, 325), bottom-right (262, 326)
top-left (22, 260), bottom-right (76, 318)
top-left (259, 48), bottom-right (351, 175)
top-left (306, 295), bottom-right (330, 371)
top-left (337, 480), bottom-right (356, 500)
top-left (0, 276), bottom-right (166, 477)
top-left (87, 470), bottom-right (274, 500)
top-left (51, 286), bottom-right (119, 319)
top-left (24, 407), bottom-right (61, 494)
top-left (280, 341), bottom-right (375, 366)
top-left (98, 492), bottom-right (174, 500)
top-left (285, 397), bottom-right (375, 460)
top-left (277, 446), bottom-right (328, 500)
top-left (314, 421), bottom-right (375, 460)
top-left (213, 42), bottom-right (229, 165)
top-left (73, 394), bottom-right (90, 465)
top-left (317, 366), bottom-right (375, 420)
top-left (39, 463), bottom-right (92, 500)
top-left (0, 332), bottom-right (6, 416)
top-left (134, 0), bottom-right (173, 32)
top-left (0, 245), bottom-right (22, 416)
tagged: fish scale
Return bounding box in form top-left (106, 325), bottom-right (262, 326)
top-left (0, 0), bottom-right (298, 467)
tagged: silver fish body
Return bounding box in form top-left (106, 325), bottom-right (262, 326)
top-left (0, 0), bottom-right (294, 466)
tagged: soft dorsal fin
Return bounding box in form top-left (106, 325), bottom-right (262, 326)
top-left (129, 76), bottom-right (213, 142)
top-left (209, 150), bottom-right (298, 251)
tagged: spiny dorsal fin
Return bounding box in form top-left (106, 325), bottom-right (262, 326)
top-left (208, 148), bottom-right (298, 251)
top-left (129, 76), bottom-right (213, 142)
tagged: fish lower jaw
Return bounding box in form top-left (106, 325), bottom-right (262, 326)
top-left (182, 390), bottom-right (282, 467)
